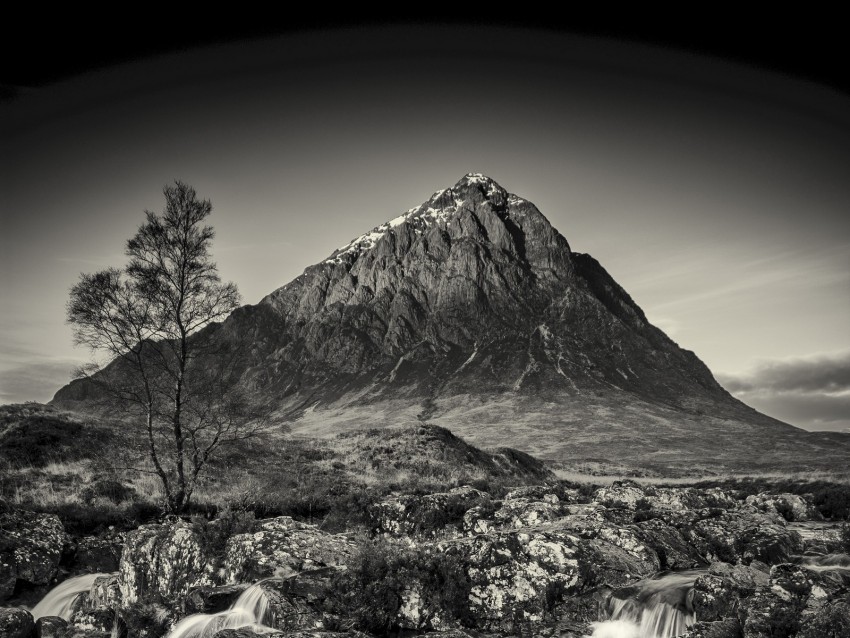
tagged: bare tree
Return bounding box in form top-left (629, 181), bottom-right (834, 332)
top-left (68, 181), bottom-right (266, 514)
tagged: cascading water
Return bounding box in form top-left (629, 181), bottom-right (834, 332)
top-left (30, 573), bottom-right (116, 620)
top-left (167, 581), bottom-right (275, 638)
top-left (587, 570), bottom-right (704, 638)
top-left (796, 553), bottom-right (850, 572)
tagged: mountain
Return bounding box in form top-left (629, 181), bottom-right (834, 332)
top-left (54, 173), bottom-right (850, 476)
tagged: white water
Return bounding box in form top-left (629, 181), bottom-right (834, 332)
top-left (797, 552), bottom-right (850, 572)
top-left (588, 570), bottom-right (702, 638)
top-left (167, 581), bottom-right (275, 638)
top-left (30, 573), bottom-right (115, 621)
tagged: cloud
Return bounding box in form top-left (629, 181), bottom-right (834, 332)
top-left (717, 351), bottom-right (850, 432)
top-left (0, 358), bottom-right (82, 404)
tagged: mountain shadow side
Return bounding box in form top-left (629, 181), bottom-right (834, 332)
top-left (54, 173), bottom-right (850, 476)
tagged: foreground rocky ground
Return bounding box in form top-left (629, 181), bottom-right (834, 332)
top-left (2, 478), bottom-right (848, 638)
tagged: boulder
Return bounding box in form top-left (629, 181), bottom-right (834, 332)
top-left (210, 631), bottom-right (371, 638)
top-left (0, 509), bottom-right (66, 601)
top-left (633, 518), bottom-right (706, 570)
top-left (559, 509), bottom-right (662, 583)
top-left (745, 493), bottom-right (820, 522)
top-left (0, 563), bottom-right (15, 603)
top-left (796, 599), bottom-right (850, 638)
top-left (442, 528), bottom-right (583, 631)
top-left (687, 507), bottom-right (801, 565)
top-left (260, 568), bottom-right (338, 632)
top-left (35, 615), bottom-right (68, 638)
top-left (69, 581), bottom-right (119, 634)
top-left (738, 564), bottom-right (814, 638)
top-left (211, 630), bottom-right (286, 638)
top-left (493, 492), bottom-right (568, 529)
top-left (224, 517), bottom-right (356, 583)
top-left (71, 534), bottom-right (123, 574)
top-left (678, 618), bottom-right (742, 638)
top-left (89, 574), bottom-right (120, 609)
top-left (690, 562), bottom-right (768, 621)
top-left (370, 486), bottom-right (490, 536)
top-left (118, 520), bottom-right (214, 606)
top-left (739, 589), bottom-right (805, 638)
top-left (184, 583), bottom-right (249, 615)
top-left (0, 607), bottom-right (35, 638)
top-left (503, 486), bottom-right (563, 503)
top-left (593, 481), bottom-right (646, 509)
top-left (462, 506), bottom-right (496, 535)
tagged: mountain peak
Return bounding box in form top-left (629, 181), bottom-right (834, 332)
top-left (323, 174), bottom-right (528, 266)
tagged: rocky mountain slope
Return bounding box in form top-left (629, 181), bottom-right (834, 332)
top-left (54, 173), bottom-right (850, 474)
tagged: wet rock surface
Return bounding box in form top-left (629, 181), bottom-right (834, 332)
top-left (224, 517), bottom-right (357, 583)
top-left (0, 509), bottom-right (66, 602)
top-left (0, 606), bottom-right (35, 638)
top-left (118, 520), bottom-right (215, 605)
top-left (34, 614), bottom-right (68, 638)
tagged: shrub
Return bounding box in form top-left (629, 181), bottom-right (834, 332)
top-left (796, 601), bottom-right (850, 638)
top-left (118, 602), bottom-right (172, 638)
top-left (192, 506), bottom-right (258, 560)
top-left (40, 500), bottom-right (161, 535)
top-left (329, 538), bottom-right (472, 633)
top-left (81, 478), bottom-right (136, 505)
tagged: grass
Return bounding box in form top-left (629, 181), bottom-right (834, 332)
top-left (5, 402), bottom-right (848, 537)
top-left (1, 407), bottom-right (563, 535)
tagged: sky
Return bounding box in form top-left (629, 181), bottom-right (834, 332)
top-left (1, 26), bottom-right (848, 431)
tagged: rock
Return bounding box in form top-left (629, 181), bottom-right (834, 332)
top-left (370, 486), bottom-right (490, 536)
top-left (118, 520), bottom-right (214, 606)
top-left (69, 582), bottom-right (119, 634)
top-left (593, 481), bottom-right (646, 509)
top-left (71, 534), bottom-right (123, 574)
top-left (224, 517), bottom-right (356, 583)
top-left (504, 486), bottom-right (562, 502)
top-left (739, 589), bottom-right (806, 638)
top-left (34, 615), bottom-right (68, 638)
top-left (0, 508), bottom-right (66, 601)
top-left (557, 509), bottom-right (661, 586)
top-left (745, 493), bottom-right (820, 522)
top-left (690, 562), bottom-right (768, 621)
top-left (493, 491), bottom-right (568, 529)
top-left (0, 607), bottom-right (35, 638)
top-left (211, 631), bottom-right (373, 638)
top-left (0, 563), bottom-right (15, 602)
top-left (678, 618), bottom-right (742, 638)
top-left (210, 630), bottom-right (286, 638)
top-left (462, 506), bottom-right (496, 535)
top-left (260, 568), bottom-right (339, 632)
top-left (687, 507), bottom-right (802, 565)
top-left (738, 564), bottom-right (815, 638)
top-left (796, 599), bottom-right (850, 638)
top-left (691, 573), bottom-right (741, 621)
top-left (69, 601), bottom-right (115, 633)
top-left (769, 563), bottom-right (815, 601)
top-left (634, 518), bottom-right (706, 570)
top-left (183, 583), bottom-right (249, 615)
top-left (89, 574), bottom-right (120, 609)
top-left (442, 528), bottom-right (583, 631)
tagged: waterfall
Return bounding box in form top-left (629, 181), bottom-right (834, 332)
top-left (796, 553), bottom-right (850, 572)
top-left (30, 573), bottom-right (115, 621)
top-left (587, 570), bottom-right (703, 638)
top-left (167, 581), bottom-right (274, 638)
